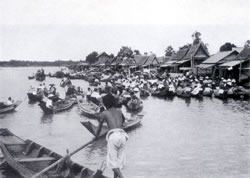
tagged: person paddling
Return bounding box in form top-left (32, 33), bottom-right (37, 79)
top-left (95, 93), bottom-right (128, 178)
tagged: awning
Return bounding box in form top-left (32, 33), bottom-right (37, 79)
top-left (242, 67), bottom-right (250, 70)
top-left (175, 59), bottom-right (190, 64)
top-left (160, 61), bottom-right (176, 67)
top-left (160, 64), bottom-right (172, 67)
top-left (179, 67), bottom-right (191, 71)
top-left (197, 63), bottom-right (215, 69)
top-left (220, 60), bottom-right (241, 67)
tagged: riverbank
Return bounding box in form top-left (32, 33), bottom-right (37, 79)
top-left (0, 60), bottom-right (80, 67)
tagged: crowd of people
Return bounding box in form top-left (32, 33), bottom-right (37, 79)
top-left (85, 69), bottom-right (249, 103)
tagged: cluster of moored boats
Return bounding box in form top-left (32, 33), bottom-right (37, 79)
top-left (48, 67), bottom-right (250, 101)
top-left (1, 69), bottom-right (146, 178)
top-left (1, 66), bottom-right (249, 178)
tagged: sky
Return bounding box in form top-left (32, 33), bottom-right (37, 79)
top-left (0, 0), bottom-right (250, 61)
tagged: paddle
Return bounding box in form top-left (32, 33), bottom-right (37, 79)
top-left (31, 137), bottom-right (98, 178)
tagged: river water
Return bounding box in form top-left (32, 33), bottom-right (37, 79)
top-left (0, 67), bottom-right (249, 178)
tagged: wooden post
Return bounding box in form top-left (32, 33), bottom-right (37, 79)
top-left (239, 59), bottom-right (242, 82)
top-left (191, 56), bottom-right (194, 74)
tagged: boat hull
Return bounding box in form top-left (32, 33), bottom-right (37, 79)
top-left (27, 93), bottom-right (43, 102)
top-left (77, 99), bottom-right (100, 119)
top-left (0, 128), bottom-right (107, 178)
top-left (0, 101), bottom-right (21, 114)
top-left (39, 98), bottom-right (76, 114)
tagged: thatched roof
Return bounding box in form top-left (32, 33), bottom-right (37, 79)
top-left (134, 55), bottom-right (148, 66)
top-left (94, 52), bottom-right (113, 66)
top-left (96, 52), bottom-right (110, 58)
top-left (144, 55), bottom-right (159, 66)
top-left (171, 45), bottom-right (190, 61)
top-left (112, 56), bottom-right (123, 65)
top-left (120, 57), bottom-right (136, 66)
top-left (183, 42), bottom-right (209, 60)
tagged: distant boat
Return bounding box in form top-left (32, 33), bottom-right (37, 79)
top-left (0, 100), bottom-right (22, 114)
top-left (39, 98), bottom-right (76, 114)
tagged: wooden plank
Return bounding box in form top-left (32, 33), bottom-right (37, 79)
top-left (0, 136), bottom-right (25, 145)
top-left (15, 157), bottom-right (55, 163)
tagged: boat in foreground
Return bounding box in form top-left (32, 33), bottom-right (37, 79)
top-left (0, 128), bottom-right (107, 178)
top-left (77, 98), bottom-right (100, 119)
top-left (0, 100), bottom-right (22, 114)
top-left (81, 115), bottom-right (143, 138)
top-left (39, 98), bottom-right (76, 114)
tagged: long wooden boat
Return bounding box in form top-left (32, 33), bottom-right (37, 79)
top-left (151, 88), bottom-right (168, 98)
top-left (0, 128), bottom-right (107, 178)
top-left (27, 92), bottom-right (43, 102)
top-left (35, 74), bottom-right (46, 82)
top-left (77, 99), bottom-right (100, 119)
top-left (81, 115), bottom-right (143, 137)
top-left (191, 87), bottom-right (203, 98)
top-left (39, 98), bottom-right (76, 114)
top-left (0, 101), bottom-right (22, 114)
top-left (214, 89), bottom-right (227, 100)
top-left (203, 88), bottom-right (213, 97)
top-left (28, 76), bottom-right (35, 80)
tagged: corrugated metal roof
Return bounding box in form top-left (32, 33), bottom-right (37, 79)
top-left (183, 42), bottom-right (209, 60)
top-left (220, 60), bottom-right (241, 67)
top-left (134, 55), bottom-right (148, 66)
top-left (171, 46), bottom-right (190, 61)
top-left (202, 51), bottom-right (236, 64)
top-left (157, 56), bottom-right (171, 64)
top-left (236, 47), bottom-right (250, 60)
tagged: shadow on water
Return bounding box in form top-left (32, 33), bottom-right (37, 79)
top-left (0, 111), bottom-right (17, 119)
top-left (184, 97), bottom-right (191, 106)
top-left (28, 100), bottom-right (37, 104)
top-left (40, 113), bottom-right (54, 124)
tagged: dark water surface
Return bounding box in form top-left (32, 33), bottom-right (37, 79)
top-left (0, 67), bottom-right (249, 178)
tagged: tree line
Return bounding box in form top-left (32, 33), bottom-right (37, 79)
top-left (0, 60), bottom-right (80, 67)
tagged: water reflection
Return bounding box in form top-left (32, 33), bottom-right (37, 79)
top-left (184, 97), bottom-right (191, 106)
top-left (40, 113), bottom-right (53, 124)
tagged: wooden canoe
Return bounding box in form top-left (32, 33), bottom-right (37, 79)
top-left (0, 100), bottom-right (22, 114)
top-left (81, 115), bottom-right (143, 138)
top-left (39, 98), bottom-right (76, 114)
top-left (77, 99), bottom-right (100, 119)
top-left (0, 128), bottom-right (107, 178)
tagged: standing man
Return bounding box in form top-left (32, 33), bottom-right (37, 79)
top-left (96, 93), bottom-right (128, 178)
